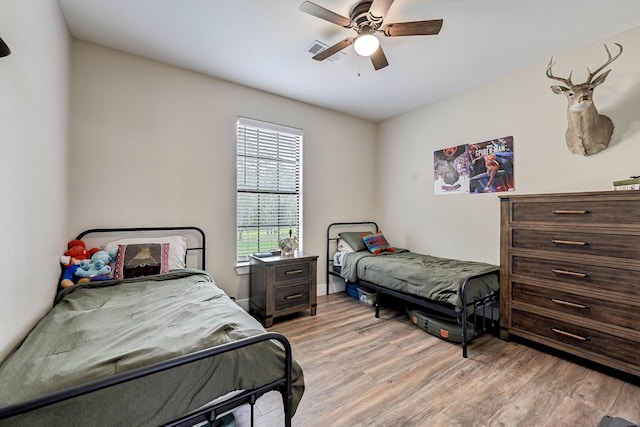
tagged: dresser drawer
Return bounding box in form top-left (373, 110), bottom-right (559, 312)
top-left (512, 228), bottom-right (640, 260)
top-left (511, 310), bottom-right (640, 367)
top-left (274, 282), bottom-right (311, 312)
top-left (512, 281), bottom-right (640, 330)
top-left (511, 256), bottom-right (640, 300)
top-left (511, 199), bottom-right (640, 226)
top-left (274, 262), bottom-right (311, 284)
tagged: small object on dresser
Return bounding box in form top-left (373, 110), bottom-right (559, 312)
top-left (270, 249), bottom-right (281, 256)
top-left (613, 176), bottom-right (640, 191)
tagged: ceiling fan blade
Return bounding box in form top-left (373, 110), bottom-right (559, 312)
top-left (368, 0), bottom-right (394, 23)
top-left (312, 37), bottom-right (354, 61)
top-left (381, 19), bottom-right (443, 37)
top-left (300, 1), bottom-right (354, 28)
top-left (370, 45), bottom-right (389, 70)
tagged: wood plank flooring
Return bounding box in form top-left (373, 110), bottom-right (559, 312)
top-left (232, 293), bottom-right (640, 427)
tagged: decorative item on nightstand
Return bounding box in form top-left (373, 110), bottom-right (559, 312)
top-left (279, 229), bottom-right (298, 256)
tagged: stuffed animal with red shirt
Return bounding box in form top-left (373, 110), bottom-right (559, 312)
top-left (59, 239), bottom-right (101, 288)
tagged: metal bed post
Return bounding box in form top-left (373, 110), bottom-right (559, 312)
top-left (461, 278), bottom-right (470, 359)
top-left (326, 222), bottom-right (378, 295)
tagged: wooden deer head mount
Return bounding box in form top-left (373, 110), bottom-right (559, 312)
top-left (546, 43), bottom-right (623, 156)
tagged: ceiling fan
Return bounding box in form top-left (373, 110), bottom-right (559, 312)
top-left (300, 0), bottom-right (443, 70)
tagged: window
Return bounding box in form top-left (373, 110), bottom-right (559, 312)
top-left (236, 117), bottom-right (302, 262)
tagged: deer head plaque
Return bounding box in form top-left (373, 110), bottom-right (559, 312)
top-left (546, 43), bottom-right (623, 156)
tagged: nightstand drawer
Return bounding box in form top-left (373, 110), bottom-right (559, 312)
top-left (512, 281), bottom-right (639, 330)
top-left (275, 282), bottom-right (311, 312)
top-left (511, 310), bottom-right (640, 367)
top-left (274, 262), bottom-right (311, 283)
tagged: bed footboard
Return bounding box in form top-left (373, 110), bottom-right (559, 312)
top-left (0, 333), bottom-right (294, 427)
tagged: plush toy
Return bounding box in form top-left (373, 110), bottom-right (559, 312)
top-left (60, 240), bottom-right (100, 268)
top-left (74, 249), bottom-right (117, 284)
top-left (60, 264), bottom-right (81, 288)
top-left (59, 240), bottom-right (103, 288)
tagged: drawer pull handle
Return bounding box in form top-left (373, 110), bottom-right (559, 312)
top-left (551, 239), bottom-right (590, 246)
top-left (551, 268), bottom-right (590, 278)
top-left (552, 210), bottom-right (591, 215)
top-left (551, 328), bottom-right (589, 342)
top-left (551, 298), bottom-right (590, 310)
top-left (285, 293), bottom-right (303, 300)
top-left (285, 269), bottom-right (303, 275)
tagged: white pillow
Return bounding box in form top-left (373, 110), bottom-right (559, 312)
top-left (104, 236), bottom-right (187, 270)
top-left (337, 238), bottom-right (355, 253)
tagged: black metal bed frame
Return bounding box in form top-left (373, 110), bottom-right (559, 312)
top-left (76, 226), bottom-right (207, 270)
top-left (0, 226), bottom-right (294, 427)
top-left (326, 222), bottom-right (499, 358)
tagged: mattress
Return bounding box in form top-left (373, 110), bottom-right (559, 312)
top-left (0, 269), bottom-right (304, 426)
top-left (340, 249), bottom-right (499, 310)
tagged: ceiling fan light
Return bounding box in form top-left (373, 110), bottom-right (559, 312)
top-left (353, 34), bottom-right (379, 57)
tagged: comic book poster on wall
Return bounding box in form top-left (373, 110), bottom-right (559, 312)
top-left (433, 136), bottom-right (514, 195)
top-left (468, 136), bottom-right (514, 194)
top-left (433, 144), bottom-right (470, 195)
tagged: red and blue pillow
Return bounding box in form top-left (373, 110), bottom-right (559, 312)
top-left (362, 231), bottom-right (395, 255)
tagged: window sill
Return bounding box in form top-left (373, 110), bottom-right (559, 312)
top-left (235, 262), bottom-right (251, 275)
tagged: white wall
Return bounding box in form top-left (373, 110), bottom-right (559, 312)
top-left (377, 26), bottom-right (640, 265)
top-left (0, 1), bottom-right (70, 359)
top-left (68, 40), bottom-right (377, 300)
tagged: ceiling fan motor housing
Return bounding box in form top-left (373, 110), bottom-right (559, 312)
top-left (351, 1), bottom-right (376, 29)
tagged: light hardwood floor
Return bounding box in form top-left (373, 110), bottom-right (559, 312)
top-left (232, 293), bottom-right (640, 427)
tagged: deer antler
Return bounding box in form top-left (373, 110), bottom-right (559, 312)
top-left (546, 58), bottom-right (573, 86)
top-left (586, 43), bottom-right (623, 84)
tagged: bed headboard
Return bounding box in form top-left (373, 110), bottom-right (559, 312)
top-left (75, 226), bottom-right (206, 271)
top-left (326, 221), bottom-right (378, 294)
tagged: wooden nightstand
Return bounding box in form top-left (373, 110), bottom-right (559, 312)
top-left (249, 253), bottom-right (318, 327)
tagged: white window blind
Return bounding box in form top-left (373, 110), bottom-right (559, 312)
top-left (236, 117), bottom-right (302, 262)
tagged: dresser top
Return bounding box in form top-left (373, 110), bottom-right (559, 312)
top-left (499, 190), bottom-right (640, 201)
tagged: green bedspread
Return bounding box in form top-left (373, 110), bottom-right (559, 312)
top-left (341, 250), bottom-right (499, 310)
top-left (0, 270), bottom-right (304, 426)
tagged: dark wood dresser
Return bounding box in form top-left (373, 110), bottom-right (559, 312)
top-left (499, 191), bottom-right (640, 377)
top-left (249, 253), bottom-right (318, 327)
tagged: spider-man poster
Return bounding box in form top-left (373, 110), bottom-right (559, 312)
top-left (434, 144), bottom-right (469, 195)
top-left (434, 136), bottom-right (514, 195)
top-left (467, 136), bottom-right (514, 194)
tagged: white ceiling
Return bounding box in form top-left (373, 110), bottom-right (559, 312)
top-left (57, 0), bottom-right (640, 122)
